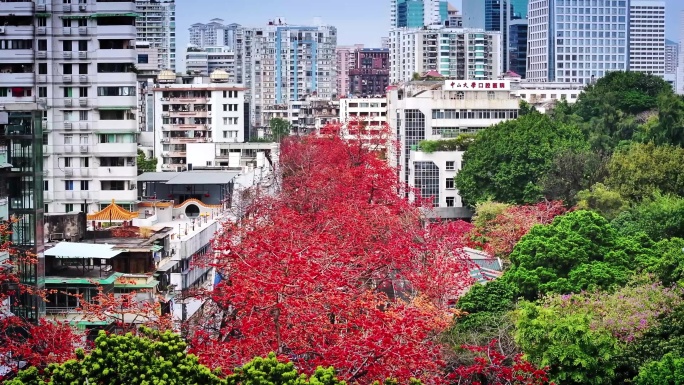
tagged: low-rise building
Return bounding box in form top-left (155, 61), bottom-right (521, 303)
top-left (508, 79), bottom-right (584, 113)
top-left (388, 80), bottom-right (520, 187)
top-left (297, 98), bottom-right (340, 134)
top-left (339, 97), bottom-right (388, 128)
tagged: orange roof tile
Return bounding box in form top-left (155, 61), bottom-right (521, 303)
top-left (87, 200), bottom-right (138, 221)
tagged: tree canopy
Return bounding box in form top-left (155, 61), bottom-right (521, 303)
top-left (456, 112), bottom-right (586, 205)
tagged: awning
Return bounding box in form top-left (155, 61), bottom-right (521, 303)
top-left (45, 242), bottom-right (123, 260)
top-left (90, 13), bottom-right (139, 18)
top-left (97, 106), bottom-right (134, 110)
top-left (35, 13), bottom-right (51, 17)
top-left (150, 245), bottom-right (163, 252)
top-left (60, 15), bottom-right (89, 19)
top-left (156, 260), bottom-right (177, 272)
top-left (45, 273), bottom-right (122, 286)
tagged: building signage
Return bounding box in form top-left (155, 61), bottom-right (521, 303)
top-left (443, 80), bottom-right (510, 91)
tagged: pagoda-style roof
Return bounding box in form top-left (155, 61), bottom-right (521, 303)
top-left (87, 200), bottom-right (138, 221)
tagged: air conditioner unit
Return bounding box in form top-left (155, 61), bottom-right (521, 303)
top-left (64, 99), bottom-right (73, 106)
top-left (79, 5), bottom-right (86, 11)
top-left (64, 169), bottom-right (73, 176)
top-left (36, 27), bottom-right (46, 35)
top-left (79, 98), bottom-right (87, 107)
top-left (79, 145), bottom-right (88, 153)
top-left (79, 75), bottom-right (88, 83)
top-left (63, 4), bottom-right (71, 12)
top-left (64, 122), bottom-right (73, 130)
top-left (63, 51), bottom-right (72, 59)
top-left (79, 122), bottom-right (88, 130)
top-left (78, 51), bottom-right (87, 59)
top-left (63, 27), bottom-right (72, 35)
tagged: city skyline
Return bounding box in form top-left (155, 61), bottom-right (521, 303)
top-left (175, 0), bottom-right (684, 53)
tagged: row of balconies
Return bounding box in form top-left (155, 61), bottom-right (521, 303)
top-left (43, 190), bottom-right (139, 203)
top-left (45, 143), bottom-right (137, 155)
top-left (161, 124), bottom-right (210, 131)
top-left (33, 49), bottom-right (136, 61)
top-left (42, 120), bottom-right (136, 132)
top-left (160, 137), bottom-right (211, 144)
top-left (43, 165), bottom-right (138, 179)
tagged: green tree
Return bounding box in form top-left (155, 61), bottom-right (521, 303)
top-left (611, 195), bottom-right (684, 241)
top-left (136, 149), bottom-right (157, 175)
top-left (576, 183), bottom-right (628, 221)
top-left (507, 210), bottom-right (654, 300)
top-left (606, 142), bottom-right (684, 201)
top-left (270, 117), bottom-right (291, 143)
top-left (455, 112), bottom-right (586, 205)
top-left (539, 149), bottom-right (609, 205)
top-left (226, 353), bottom-right (346, 385)
top-left (634, 353), bottom-right (684, 385)
top-left (515, 301), bottom-right (620, 385)
top-left (7, 327), bottom-right (226, 385)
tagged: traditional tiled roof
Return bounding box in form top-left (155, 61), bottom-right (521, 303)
top-left (87, 200), bottom-right (138, 221)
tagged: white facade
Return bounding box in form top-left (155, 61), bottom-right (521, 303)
top-left (509, 81), bottom-right (585, 113)
top-left (388, 80), bottom-right (520, 186)
top-left (17, 0), bottom-right (140, 213)
top-left (136, 0), bottom-right (176, 71)
top-left (188, 19), bottom-right (240, 50)
top-left (185, 142), bottom-right (274, 170)
top-left (527, 0), bottom-right (629, 83)
top-left (153, 78), bottom-right (247, 171)
top-left (389, 27), bottom-right (502, 84)
top-left (238, 21), bottom-right (338, 127)
top-left (629, 0), bottom-right (665, 77)
top-left (408, 150), bottom-right (468, 214)
top-left (339, 97), bottom-right (388, 126)
top-left (665, 39), bottom-right (679, 74)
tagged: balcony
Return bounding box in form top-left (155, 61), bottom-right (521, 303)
top-left (2, 50), bottom-right (33, 61)
top-left (168, 110), bottom-right (209, 118)
top-left (0, 73), bottom-right (34, 86)
top-left (167, 151), bottom-right (187, 157)
top-left (169, 97), bottom-right (209, 104)
top-left (96, 120), bottom-right (136, 132)
top-left (0, 1), bottom-right (34, 14)
top-left (97, 49), bottom-right (136, 62)
top-left (94, 1), bottom-right (136, 13)
top-left (94, 142), bottom-right (137, 155)
top-left (4, 25), bottom-right (34, 35)
top-left (98, 189), bottom-right (138, 203)
top-left (97, 95), bottom-right (136, 109)
top-left (94, 166), bottom-right (137, 178)
top-left (96, 25), bottom-right (136, 38)
top-left (163, 124), bottom-right (210, 132)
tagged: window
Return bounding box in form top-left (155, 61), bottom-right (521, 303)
top-left (39, 87), bottom-right (47, 97)
top-left (445, 161), bottom-right (455, 170)
top-left (79, 134), bottom-right (88, 144)
top-left (38, 63), bottom-right (47, 74)
top-left (62, 40), bottom-right (72, 51)
top-left (79, 110), bottom-right (88, 120)
top-left (65, 204), bottom-right (74, 213)
top-left (101, 181), bottom-right (125, 190)
top-left (62, 19), bottom-right (70, 28)
top-left (97, 86), bottom-right (135, 96)
top-left (445, 178), bottom-right (455, 189)
top-left (63, 64), bottom-right (72, 75)
top-left (65, 181), bottom-right (74, 190)
top-left (223, 104), bottom-right (227, 111)
top-left (79, 63), bottom-right (88, 74)
top-left (37, 40), bottom-right (47, 51)
top-left (137, 54), bottom-right (149, 63)
top-left (64, 135), bottom-right (73, 144)
top-left (223, 131), bottom-right (227, 138)
top-left (80, 180), bottom-right (89, 190)
top-left (78, 40), bottom-right (87, 51)
top-left (446, 197), bottom-right (455, 207)
top-left (44, 181), bottom-right (48, 191)
top-left (63, 87), bottom-right (73, 98)
top-left (81, 157), bottom-right (89, 167)
top-left (78, 19), bottom-right (87, 27)
top-left (79, 87), bottom-right (88, 97)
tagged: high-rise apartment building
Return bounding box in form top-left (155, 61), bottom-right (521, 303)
top-left (447, 3), bottom-right (462, 27)
top-left (391, 0), bottom-right (448, 28)
top-left (136, 0), bottom-right (176, 71)
top-left (189, 19), bottom-right (240, 50)
top-left (462, 0), bottom-right (528, 76)
top-left (336, 44), bottom-right (364, 98)
top-left (389, 27), bottom-right (502, 83)
top-left (13, 1), bottom-right (140, 214)
top-left (629, 0), bottom-right (665, 77)
top-left (527, 0), bottom-right (628, 83)
top-left (349, 49), bottom-right (390, 96)
top-left (185, 46), bottom-right (237, 80)
top-left (666, 39), bottom-right (679, 74)
top-left (238, 19), bottom-right (337, 127)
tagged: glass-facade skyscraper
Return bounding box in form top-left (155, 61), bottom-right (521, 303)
top-left (392, 0), bottom-right (449, 28)
top-left (527, 0), bottom-right (628, 83)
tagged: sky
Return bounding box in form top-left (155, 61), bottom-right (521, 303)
top-left (175, 0), bottom-right (684, 66)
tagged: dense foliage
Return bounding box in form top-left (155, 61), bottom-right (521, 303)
top-left (455, 112), bottom-right (586, 205)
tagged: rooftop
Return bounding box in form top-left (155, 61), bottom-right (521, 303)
top-left (138, 171), bottom-right (239, 185)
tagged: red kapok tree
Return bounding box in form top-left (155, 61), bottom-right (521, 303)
top-left (189, 124), bottom-right (475, 384)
